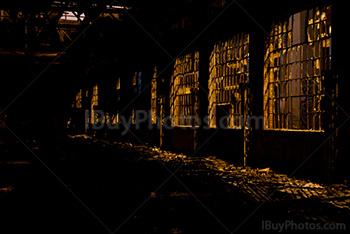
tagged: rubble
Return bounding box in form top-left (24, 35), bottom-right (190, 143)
top-left (0, 186), bottom-right (14, 193)
top-left (71, 137), bottom-right (350, 211)
top-left (142, 144), bottom-right (350, 210)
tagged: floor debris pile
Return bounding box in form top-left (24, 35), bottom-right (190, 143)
top-left (70, 135), bottom-right (350, 220)
top-left (98, 139), bottom-right (350, 211)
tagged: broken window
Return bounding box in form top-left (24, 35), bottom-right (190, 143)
top-left (0, 10), bottom-right (10, 22)
top-left (133, 72), bottom-right (142, 94)
top-left (151, 66), bottom-right (158, 124)
top-left (208, 33), bottom-right (250, 128)
top-left (263, 5), bottom-right (331, 131)
top-left (90, 84), bottom-right (98, 124)
top-left (132, 108), bottom-right (136, 124)
top-left (170, 52), bottom-right (200, 127)
top-left (91, 85), bottom-right (98, 107)
top-left (75, 89), bottom-right (82, 108)
top-left (59, 11), bottom-right (85, 23)
top-left (132, 72), bottom-right (137, 86)
top-left (116, 78), bottom-right (121, 90)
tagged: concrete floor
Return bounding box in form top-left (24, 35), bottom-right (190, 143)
top-left (0, 135), bottom-right (349, 234)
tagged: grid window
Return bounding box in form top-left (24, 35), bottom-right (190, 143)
top-left (91, 84), bottom-right (98, 107)
top-left (170, 52), bottom-right (199, 127)
top-left (208, 33), bottom-right (250, 128)
top-left (75, 89), bottom-right (82, 108)
top-left (151, 66), bottom-right (157, 124)
top-left (90, 84), bottom-right (98, 124)
top-left (116, 78), bottom-right (121, 90)
top-left (263, 6), bottom-right (331, 131)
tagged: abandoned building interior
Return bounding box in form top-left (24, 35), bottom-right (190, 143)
top-left (0, 0), bottom-right (349, 182)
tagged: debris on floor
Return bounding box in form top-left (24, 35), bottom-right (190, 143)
top-left (69, 135), bottom-right (350, 211)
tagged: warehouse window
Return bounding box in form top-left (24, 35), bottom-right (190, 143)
top-left (133, 72), bottom-right (142, 94)
top-left (116, 78), bottom-right (121, 90)
top-left (132, 72), bottom-right (137, 86)
top-left (170, 52), bottom-right (199, 127)
top-left (0, 10), bottom-right (10, 22)
top-left (132, 108), bottom-right (136, 124)
top-left (60, 11), bottom-right (85, 22)
top-left (151, 66), bottom-right (158, 124)
top-left (90, 84), bottom-right (98, 124)
top-left (208, 33), bottom-right (250, 128)
top-left (91, 85), bottom-right (98, 107)
top-left (263, 6), bottom-right (331, 131)
top-left (75, 89), bottom-right (82, 108)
